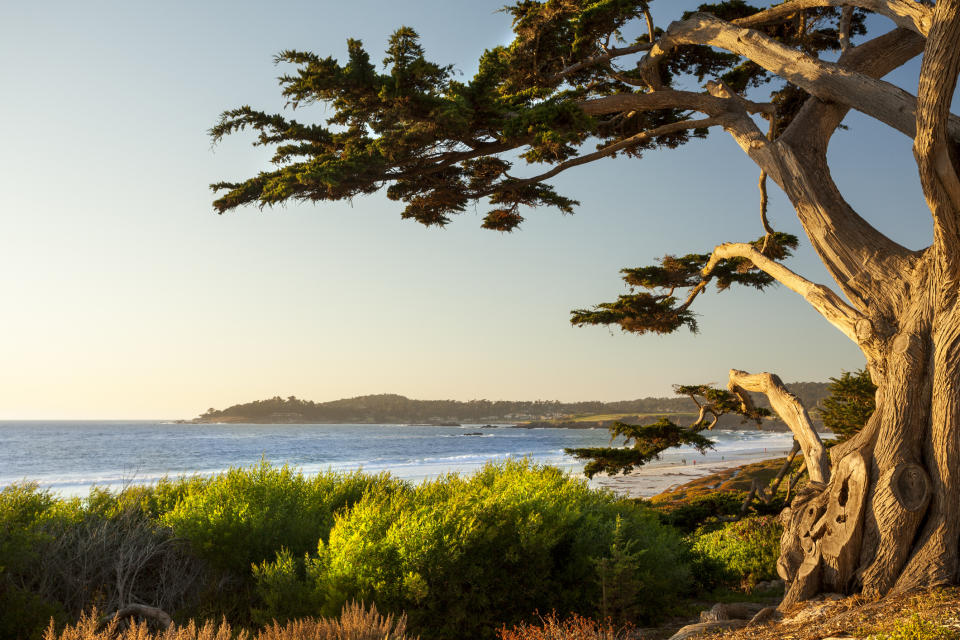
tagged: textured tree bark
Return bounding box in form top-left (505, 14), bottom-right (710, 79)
top-left (772, 271), bottom-right (960, 604)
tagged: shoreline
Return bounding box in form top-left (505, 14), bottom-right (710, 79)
top-left (588, 452), bottom-right (787, 498)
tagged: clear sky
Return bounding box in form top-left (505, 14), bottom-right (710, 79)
top-left (0, 1), bottom-right (941, 419)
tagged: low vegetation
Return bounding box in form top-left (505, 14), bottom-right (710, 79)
top-left (1, 460), bottom-right (689, 640)
top-left (689, 516), bottom-right (783, 589)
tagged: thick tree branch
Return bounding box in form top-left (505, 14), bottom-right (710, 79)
top-left (578, 89), bottom-right (773, 119)
top-left (733, 0), bottom-right (932, 37)
top-left (706, 242), bottom-right (866, 343)
top-left (643, 13), bottom-right (960, 144)
top-left (838, 6), bottom-right (855, 52)
top-left (549, 42), bottom-right (653, 83)
top-left (915, 0), bottom-right (960, 263)
top-left (776, 27), bottom-right (924, 318)
top-left (579, 89), bottom-right (782, 183)
top-left (728, 369), bottom-right (831, 484)
top-left (497, 117), bottom-right (723, 190)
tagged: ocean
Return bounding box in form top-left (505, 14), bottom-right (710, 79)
top-left (0, 421), bottom-right (797, 498)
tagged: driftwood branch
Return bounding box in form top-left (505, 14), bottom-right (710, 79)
top-left (771, 440), bottom-right (803, 495)
top-left (728, 369), bottom-right (830, 485)
top-left (838, 6), bottom-right (855, 53)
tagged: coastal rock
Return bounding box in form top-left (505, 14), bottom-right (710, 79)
top-left (668, 619), bottom-right (747, 640)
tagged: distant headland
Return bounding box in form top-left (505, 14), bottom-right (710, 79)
top-left (186, 384), bottom-right (831, 429)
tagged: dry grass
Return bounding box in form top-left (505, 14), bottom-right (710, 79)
top-left (46, 602), bottom-right (415, 640)
top-left (498, 612), bottom-right (634, 640)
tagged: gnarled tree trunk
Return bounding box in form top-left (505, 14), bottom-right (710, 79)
top-left (770, 266), bottom-right (960, 605)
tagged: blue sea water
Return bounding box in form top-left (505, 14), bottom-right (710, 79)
top-left (0, 421), bottom-right (796, 497)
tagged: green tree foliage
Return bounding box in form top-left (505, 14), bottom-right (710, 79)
top-left (209, 0), bottom-right (859, 238)
top-left (820, 368), bottom-right (876, 442)
top-left (651, 490), bottom-right (746, 534)
top-left (595, 516), bottom-right (648, 624)
top-left (207, 1), bottom-right (861, 479)
top-left (566, 384), bottom-right (769, 477)
top-left (571, 232), bottom-right (798, 335)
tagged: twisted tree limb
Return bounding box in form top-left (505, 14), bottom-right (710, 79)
top-left (706, 243), bottom-right (865, 344)
top-left (728, 369), bottom-right (830, 485)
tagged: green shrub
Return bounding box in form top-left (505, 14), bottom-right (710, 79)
top-left (690, 515), bottom-right (781, 588)
top-left (0, 483), bottom-right (70, 639)
top-left (161, 461), bottom-right (400, 576)
top-left (256, 460), bottom-right (689, 640)
top-left (650, 491), bottom-right (745, 534)
top-left (0, 483), bottom-right (204, 640)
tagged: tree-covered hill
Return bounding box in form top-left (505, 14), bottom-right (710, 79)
top-left (192, 383), bottom-right (831, 424)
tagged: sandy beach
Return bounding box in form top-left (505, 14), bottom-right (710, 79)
top-left (589, 452), bottom-right (785, 498)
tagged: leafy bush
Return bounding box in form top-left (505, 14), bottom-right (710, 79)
top-left (256, 460), bottom-right (689, 639)
top-left (0, 484), bottom-right (200, 640)
top-left (0, 484), bottom-right (72, 639)
top-left (161, 461), bottom-right (398, 576)
top-left (690, 515), bottom-right (781, 588)
top-left (4, 462), bottom-right (690, 640)
top-left (649, 491), bottom-right (745, 534)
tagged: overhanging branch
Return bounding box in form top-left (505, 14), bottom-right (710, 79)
top-left (578, 89), bottom-right (773, 119)
top-left (733, 0), bottom-right (932, 37)
top-left (549, 42), bottom-right (654, 83)
top-left (705, 243), bottom-right (867, 343)
top-left (495, 117), bottom-right (723, 191)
